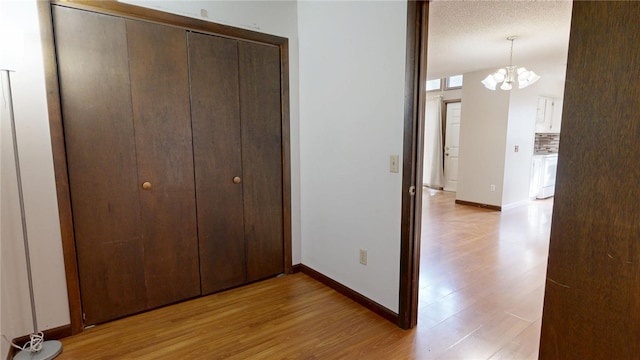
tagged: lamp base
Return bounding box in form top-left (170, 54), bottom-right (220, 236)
top-left (13, 340), bottom-right (62, 360)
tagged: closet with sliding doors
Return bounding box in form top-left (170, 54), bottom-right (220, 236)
top-left (51, 3), bottom-right (289, 326)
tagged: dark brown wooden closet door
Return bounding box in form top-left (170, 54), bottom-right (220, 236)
top-left (53, 7), bottom-right (146, 325)
top-left (126, 21), bottom-right (200, 307)
top-left (188, 32), bottom-right (247, 294)
top-left (238, 42), bottom-right (284, 281)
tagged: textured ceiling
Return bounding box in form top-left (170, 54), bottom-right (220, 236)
top-left (426, 0), bottom-right (573, 79)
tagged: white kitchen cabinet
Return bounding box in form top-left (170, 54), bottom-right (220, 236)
top-left (535, 96), bottom-right (563, 133)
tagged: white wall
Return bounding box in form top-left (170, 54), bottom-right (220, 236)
top-left (502, 59), bottom-right (566, 209)
top-left (121, 0), bottom-right (302, 266)
top-left (535, 59), bottom-right (569, 100)
top-left (456, 70), bottom-right (510, 207)
top-left (501, 60), bottom-right (567, 208)
top-left (456, 60), bottom-right (567, 209)
top-left (0, 77), bottom-right (2, 358)
top-left (1, 71), bottom-right (34, 360)
top-left (502, 82), bottom-right (539, 207)
top-left (1, 1), bottom-right (70, 357)
top-left (440, 88), bottom-right (463, 102)
top-left (298, 1), bottom-right (407, 312)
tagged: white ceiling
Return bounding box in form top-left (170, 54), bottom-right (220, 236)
top-left (426, 0), bottom-right (573, 80)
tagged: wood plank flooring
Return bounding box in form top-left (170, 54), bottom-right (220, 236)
top-left (56, 189), bottom-right (552, 359)
top-left (418, 189), bottom-right (552, 359)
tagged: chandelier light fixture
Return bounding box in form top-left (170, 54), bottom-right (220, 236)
top-left (481, 36), bottom-right (541, 91)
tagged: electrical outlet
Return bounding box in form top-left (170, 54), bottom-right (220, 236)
top-left (389, 155), bottom-right (399, 173)
top-left (490, 184), bottom-right (496, 192)
top-left (359, 249), bottom-right (367, 265)
top-left (514, 145), bottom-right (519, 152)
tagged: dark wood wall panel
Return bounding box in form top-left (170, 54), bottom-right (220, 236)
top-left (126, 20), bottom-right (200, 308)
top-left (539, 2), bottom-right (640, 358)
top-left (53, 7), bottom-right (146, 325)
top-left (238, 42), bottom-right (284, 281)
top-left (188, 32), bottom-right (247, 294)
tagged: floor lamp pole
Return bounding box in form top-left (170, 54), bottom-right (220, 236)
top-left (2, 69), bottom-right (62, 360)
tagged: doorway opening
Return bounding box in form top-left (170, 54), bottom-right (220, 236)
top-left (400, 1), bottom-right (572, 357)
top-left (442, 100), bottom-right (461, 192)
top-left (423, 97), bottom-right (462, 193)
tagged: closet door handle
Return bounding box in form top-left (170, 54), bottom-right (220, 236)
top-left (233, 176), bottom-right (241, 184)
top-left (142, 181), bottom-right (152, 190)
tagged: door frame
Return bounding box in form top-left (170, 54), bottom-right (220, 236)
top-left (397, 0), bottom-right (429, 329)
top-left (38, 0), bottom-right (292, 334)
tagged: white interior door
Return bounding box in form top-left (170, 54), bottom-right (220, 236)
top-left (444, 101), bottom-right (461, 192)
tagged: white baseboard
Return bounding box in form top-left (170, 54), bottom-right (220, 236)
top-left (501, 199), bottom-right (532, 211)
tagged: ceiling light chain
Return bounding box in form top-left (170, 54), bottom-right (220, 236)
top-left (508, 36), bottom-right (515, 68)
top-left (481, 36), bottom-right (541, 91)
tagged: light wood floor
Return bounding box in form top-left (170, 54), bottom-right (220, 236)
top-left (56, 189), bottom-right (552, 359)
top-left (417, 189), bottom-right (552, 359)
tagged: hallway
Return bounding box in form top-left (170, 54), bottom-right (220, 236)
top-left (418, 188), bottom-right (553, 358)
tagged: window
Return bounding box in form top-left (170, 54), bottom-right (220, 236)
top-left (445, 74), bottom-right (463, 89)
top-left (426, 78), bottom-right (442, 92)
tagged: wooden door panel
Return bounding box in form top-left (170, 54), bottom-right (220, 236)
top-left (126, 20), bottom-right (200, 306)
top-left (188, 32), bottom-right (247, 294)
top-left (53, 7), bottom-right (147, 325)
top-left (137, 191), bottom-right (199, 307)
top-left (73, 195), bottom-right (146, 322)
top-left (540, 3), bottom-right (640, 357)
top-left (238, 42), bottom-right (284, 281)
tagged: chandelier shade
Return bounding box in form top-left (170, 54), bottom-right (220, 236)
top-left (481, 36), bottom-right (541, 91)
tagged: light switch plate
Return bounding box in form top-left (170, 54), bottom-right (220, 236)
top-left (360, 249), bottom-right (367, 265)
top-left (390, 155), bottom-right (399, 173)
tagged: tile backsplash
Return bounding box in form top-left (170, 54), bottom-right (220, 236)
top-left (534, 133), bottom-right (560, 154)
